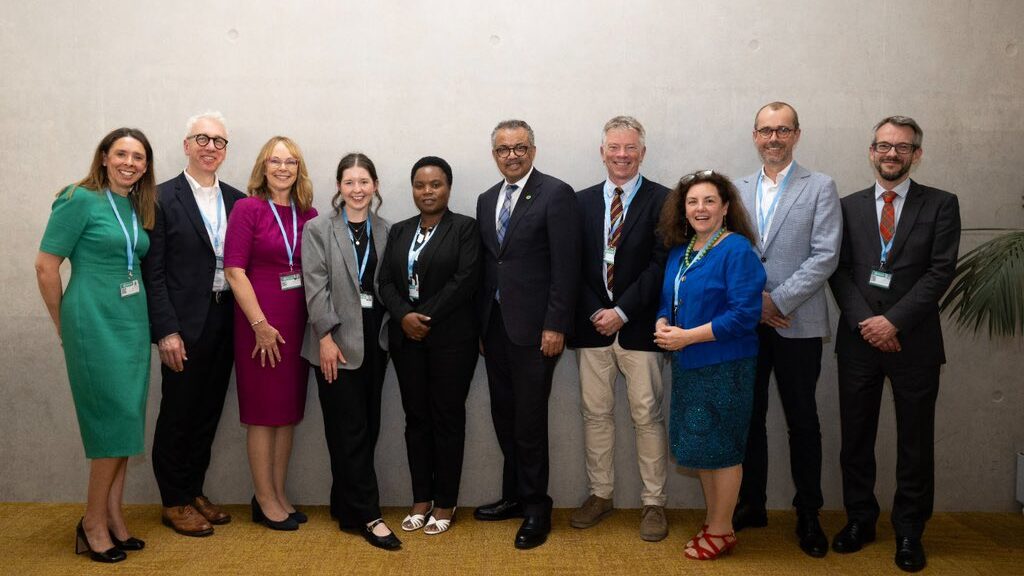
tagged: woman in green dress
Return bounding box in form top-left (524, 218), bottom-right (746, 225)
top-left (35, 128), bottom-right (157, 564)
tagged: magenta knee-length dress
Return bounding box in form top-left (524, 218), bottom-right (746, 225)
top-left (224, 197), bottom-right (317, 426)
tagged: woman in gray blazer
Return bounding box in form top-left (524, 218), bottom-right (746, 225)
top-left (300, 153), bottom-right (397, 550)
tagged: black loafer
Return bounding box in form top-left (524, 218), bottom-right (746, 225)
top-left (796, 513), bottom-right (828, 558)
top-left (514, 515), bottom-right (550, 550)
top-left (732, 503), bottom-right (768, 532)
top-left (474, 499), bottom-right (523, 521)
top-left (362, 519), bottom-right (401, 551)
top-left (894, 536), bottom-right (926, 572)
top-left (832, 520), bottom-right (876, 553)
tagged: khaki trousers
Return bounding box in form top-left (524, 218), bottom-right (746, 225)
top-left (577, 337), bottom-right (667, 506)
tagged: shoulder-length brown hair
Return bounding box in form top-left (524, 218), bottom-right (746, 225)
top-left (331, 152), bottom-right (384, 215)
top-left (657, 170), bottom-right (757, 247)
top-left (66, 127), bottom-right (157, 230)
top-left (246, 136), bottom-right (314, 212)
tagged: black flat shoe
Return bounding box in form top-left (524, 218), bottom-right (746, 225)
top-left (832, 520), bottom-right (876, 553)
top-left (474, 498), bottom-right (523, 521)
top-left (289, 510), bottom-right (308, 524)
top-left (796, 513), bottom-right (828, 558)
top-left (251, 496), bottom-right (299, 531)
top-left (514, 515), bottom-right (551, 550)
top-left (109, 530), bottom-right (145, 551)
top-left (894, 536), bottom-right (926, 572)
top-left (75, 519), bottom-right (126, 563)
top-left (362, 519), bottom-right (401, 550)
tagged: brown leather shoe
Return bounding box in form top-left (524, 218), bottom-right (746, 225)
top-left (162, 505), bottom-right (214, 537)
top-left (193, 496), bottom-right (232, 525)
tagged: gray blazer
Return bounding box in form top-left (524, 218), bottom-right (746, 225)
top-left (735, 162), bottom-right (842, 339)
top-left (300, 210), bottom-right (390, 369)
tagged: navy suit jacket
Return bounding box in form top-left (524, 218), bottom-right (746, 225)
top-left (142, 172), bottom-right (246, 344)
top-left (829, 180), bottom-right (960, 366)
top-left (476, 169), bottom-right (580, 346)
top-left (570, 176), bottom-right (669, 351)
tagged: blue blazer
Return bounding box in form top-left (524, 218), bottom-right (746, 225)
top-left (656, 233), bottom-right (766, 370)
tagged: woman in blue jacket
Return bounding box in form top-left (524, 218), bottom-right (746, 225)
top-left (654, 170), bottom-right (765, 560)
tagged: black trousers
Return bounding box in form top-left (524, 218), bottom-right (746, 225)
top-left (838, 353), bottom-right (939, 539)
top-left (483, 304), bottom-right (557, 517)
top-left (739, 326), bottom-right (824, 513)
top-left (393, 337), bottom-right (478, 508)
top-left (315, 341), bottom-right (389, 528)
top-left (151, 293), bottom-right (234, 507)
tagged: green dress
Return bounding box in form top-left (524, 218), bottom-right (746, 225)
top-left (40, 186), bottom-right (151, 458)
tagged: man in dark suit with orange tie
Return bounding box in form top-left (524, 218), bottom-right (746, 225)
top-left (829, 115), bottom-right (960, 573)
top-left (474, 119), bottom-right (580, 549)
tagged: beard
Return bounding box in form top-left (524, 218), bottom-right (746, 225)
top-left (875, 157), bottom-right (912, 182)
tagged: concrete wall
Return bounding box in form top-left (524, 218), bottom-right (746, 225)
top-left (3, 1), bottom-right (1022, 512)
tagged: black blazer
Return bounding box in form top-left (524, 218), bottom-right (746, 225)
top-left (142, 172), bottom-right (246, 344)
top-left (378, 210), bottom-right (480, 349)
top-left (570, 177), bottom-right (669, 351)
top-left (829, 180), bottom-right (960, 366)
top-left (476, 169), bottom-right (580, 346)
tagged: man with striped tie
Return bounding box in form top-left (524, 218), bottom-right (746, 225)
top-left (829, 116), bottom-right (960, 572)
top-left (474, 119), bottom-right (580, 549)
top-left (568, 116), bottom-right (671, 541)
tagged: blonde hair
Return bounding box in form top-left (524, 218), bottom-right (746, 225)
top-left (246, 136), bottom-right (314, 212)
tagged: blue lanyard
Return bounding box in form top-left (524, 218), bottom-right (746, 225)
top-left (604, 175), bottom-right (643, 241)
top-left (878, 233), bottom-right (896, 267)
top-left (198, 189), bottom-right (225, 253)
top-left (672, 228), bottom-right (725, 323)
top-left (106, 190), bottom-right (139, 277)
top-left (267, 199), bottom-right (298, 270)
top-left (407, 219), bottom-right (438, 280)
top-left (755, 168), bottom-right (793, 242)
top-left (342, 211), bottom-right (372, 283)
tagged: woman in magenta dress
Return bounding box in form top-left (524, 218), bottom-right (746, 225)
top-left (224, 136), bottom-right (317, 531)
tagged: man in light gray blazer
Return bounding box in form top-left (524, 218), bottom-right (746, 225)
top-left (733, 102), bottom-right (842, 558)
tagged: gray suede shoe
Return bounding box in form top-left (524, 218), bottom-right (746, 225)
top-left (570, 495), bottom-right (613, 528)
top-left (639, 505), bottom-right (668, 542)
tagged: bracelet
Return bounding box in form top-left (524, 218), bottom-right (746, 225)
top-left (250, 318), bottom-right (265, 328)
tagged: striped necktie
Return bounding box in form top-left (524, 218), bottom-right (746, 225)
top-left (496, 184), bottom-right (517, 245)
top-left (606, 187), bottom-right (624, 291)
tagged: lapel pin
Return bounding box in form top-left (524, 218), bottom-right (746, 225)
top-left (525, 195), bottom-right (532, 200)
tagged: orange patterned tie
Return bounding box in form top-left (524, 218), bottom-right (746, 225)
top-left (880, 190), bottom-right (896, 244)
top-left (606, 188), bottom-right (624, 291)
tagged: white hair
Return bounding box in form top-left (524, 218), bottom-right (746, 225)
top-left (185, 111), bottom-right (227, 136)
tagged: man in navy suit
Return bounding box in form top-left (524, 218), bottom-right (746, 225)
top-left (829, 116), bottom-right (960, 572)
top-left (568, 116), bottom-right (670, 542)
top-left (473, 119), bottom-right (580, 549)
top-left (142, 112), bottom-right (246, 537)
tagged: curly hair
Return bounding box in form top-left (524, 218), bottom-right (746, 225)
top-left (657, 170), bottom-right (757, 248)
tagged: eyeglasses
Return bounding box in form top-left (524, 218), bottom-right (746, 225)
top-left (189, 133), bottom-right (229, 150)
top-left (494, 144), bottom-right (531, 158)
top-left (754, 126), bottom-right (797, 140)
top-left (679, 170), bottom-right (715, 185)
top-left (266, 157), bottom-right (300, 169)
top-left (872, 142), bottom-right (917, 155)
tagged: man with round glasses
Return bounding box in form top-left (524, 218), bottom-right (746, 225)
top-left (142, 111), bottom-right (246, 537)
top-left (733, 101), bottom-right (842, 558)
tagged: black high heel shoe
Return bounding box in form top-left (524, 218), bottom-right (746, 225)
top-left (109, 530), bottom-right (145, 551)
top-left (251, 496), bottom-right (299, 531)
top-left (75, 519), bottom-right (126, 563)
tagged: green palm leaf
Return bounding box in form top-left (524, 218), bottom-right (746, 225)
top-left (940, 231), bottom-right (1024, 338)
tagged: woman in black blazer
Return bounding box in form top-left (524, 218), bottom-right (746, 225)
top-left (378, 156), bottom-right (480, 536)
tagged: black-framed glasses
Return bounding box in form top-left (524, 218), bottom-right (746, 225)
top-left (679, 170), bottom-right (715, 185)
top-left (872, 141), bottom-right (917, 155)
top-left (494, 144), bottom-right (531, 158)
top-left (754, 126), bottom-right (797, 140)
top-left (189, 133), bottom-right (229, 150)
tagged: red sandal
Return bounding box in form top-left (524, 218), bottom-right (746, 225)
top-left (685, 524), bottom-right (709, 549)
top-left (684, 530), bottom-right (737, 560)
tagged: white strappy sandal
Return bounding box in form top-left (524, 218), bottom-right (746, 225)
top-left (401, 506), bottom-right (433, 532)
top-left (423, 507), bottom-right (456, 535)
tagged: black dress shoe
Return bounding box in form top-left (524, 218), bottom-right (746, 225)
top-left (894, 536), bottom-right (926, 572)
top-left (732, 503), bottom-right (768, 532)
top-left (796, 513), bottom-right (828, 558)
top-left (251, 496), bottom-right (299, 531)
top-left (474, 498), bottom-right (523, 521)
top-left (75, 519), bottom-right (127, 563)
top-left (109, 530), bottom-right (146, 551)
top-left (514, 515), bottom-right (551, 550)
top-left (832, 520), bottom-right (876, 553)
top-left (362, 519), bottom-right (401, 551)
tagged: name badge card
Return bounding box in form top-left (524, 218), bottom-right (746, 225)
top-left (120, 279), bottom-right (140, 298)
top-left (409, 283), bottom-right (420, 301)
top-left (868, 269), bottom-right (892, 290)
top-left (359, 291), bottom-right (374, 309)
top-left (603, 246), bottom-right (616, 265)
top-left (216, 255), bottom-right (224, 271)
top-left (280, 272), bottom-right (302, 291)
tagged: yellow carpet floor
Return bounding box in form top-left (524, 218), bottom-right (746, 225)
top-left (1, 504), bottom-right (1021, 575)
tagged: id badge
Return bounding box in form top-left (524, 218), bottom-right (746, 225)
top-left (280, 272), bottom-right (303, 291)
top-left (868, 269), bottom-right (892, 290)
top-left (215, 255), bottom-right (224, 271)
top-left (359, 291), bottom-right (374, 309)
top-left (409, 283), bottom-right (420, 301)
top-left (603, 246), bottom-right (616, 265)
top-left (120, 278), bottom-right (140, 298)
